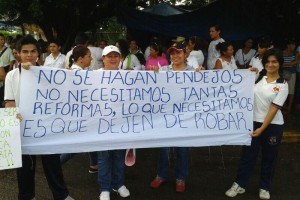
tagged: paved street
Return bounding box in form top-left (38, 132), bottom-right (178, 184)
top-left (1, 112), bottom-right (300, 200)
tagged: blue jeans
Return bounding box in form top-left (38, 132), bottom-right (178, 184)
top-left (60, 152), bottom-right (98, 166)
top-left (235, 122), bottom-right (283, 191)
top-left (157, 147), bottom-right (189, 181)
top-left (97, 150), bottom-right (126, 192)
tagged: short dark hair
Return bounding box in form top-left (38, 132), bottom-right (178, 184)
top-left (48, 39), bottom-right (61, 47)
top-left (216, 41), bottom-right (233, 55)
top-left (16, 35), bottom-right (38, 52)
top-left (74, 32), bottom-right (88, 45)
top-left (258, 36), bottom-right (273, 48)
top-left (210, 25), bottom-right (221, 32)
top-left (0, 33), bottom-right (5, 38)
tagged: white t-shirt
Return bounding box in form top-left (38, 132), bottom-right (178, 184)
top-left (71, 64), bottom-right (83, 70)
top-left (216, 56), bottom-right (237, 70)
top-left (144, 46), bottom-right (150, 60)
top-left (4, 68), bottom-right (21, 106)
top-left (190, 50), bottom-right (204, 66)
top-left (0, 47), bottom-right (15, 67)
top-left (249, 56), bottom-right (263, 72)
top-left (207, 38), bottom-right (225, 70)
top-left (235, 49), bottom-right (256, 66)
top-left (44, 53), bottom-right (66, 69)
top-left (64, 49), bottom-right (73, 69)
top-left (119, 54), bottom-right (142, 70)
top-left (88, 47), bottom-right (103, 70)
top-left (253, 77), bottom-right (288, 125)
top-left (187, 55), bottom-right (199, 69)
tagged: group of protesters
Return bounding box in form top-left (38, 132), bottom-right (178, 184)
top-left (0, 24), bottom-right (299, 200)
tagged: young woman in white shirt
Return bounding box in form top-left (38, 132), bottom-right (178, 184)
top-left (225, 49), bottom-right (288, 200)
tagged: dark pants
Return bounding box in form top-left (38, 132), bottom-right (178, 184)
top-left (235, 122), bottom-right (283, 191)
top-left (0, 86), bottom-right (4, 108)
top-left (17, 154), bottom-right (69, 200)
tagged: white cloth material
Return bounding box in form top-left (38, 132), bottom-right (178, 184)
top-left (0, 47), bottom-right (15, 66)
top-left (253, 76), bottom-right (288, 125)
top-left (207, 38), bottom-right (225, 70)
top-left (235, 49), bottom-right (256, 66)
top-left (64, 49), bottom-right (73, 69)
top-left (0, 47), bottom-right (15, 88)
top-left (88, 47), bottom-right (103, 70)
top-left (217, 57), bottom-right (238, 70)
top-left (119, 54), bottom-right (142, 70)
top-left (18, 68), bottom-right (254, 154)
top-left (144, 46), bottom-right (150, 60)
top-left (249, 56), bottom-right (263, 72)
top-left (187, 55), bottom-right (199, 69)
top-left (4, 68), bottom-right (20, 106)
top-left (190, 50), bottom-right (204, 66)
top-left (44, 53), bottom-right (66, 69)
top-left (71, 64), bottom-right (83, 70)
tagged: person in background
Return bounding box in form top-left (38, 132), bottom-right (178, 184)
top-left (144, 36), bottom-right (160, 60)
top-left (296, 43), bottom-right (300, 111)
top-left (87, 39), bottom-right (102, 70)
top-left (116, 39), bottom-right (142, 70)
top-left (150, 41), bottom-right (193, 193)
top-left (235, 38), bottom-right (256, 69)
top-left (64, 32), bottom-right (88, 69)
top-left (188, 36), bottom-right (205, 66)
top-left (145, 42), bottom-right (168, 70)
top-left (282, 38), bottom-right (299, 114)
top-left (214, 41), bottom-right (237, 70)
top-left (98, 39), bottom-right (107, 50)
top-left (4, 34), bottom-right (74, 200)
top-left (0, 33), bottom-right (15, 108)
top-left (129, 39), bottom-right (146, 66)
top-left (36, 39), bottom-right (49, 65)
top-left (44, 39), bottom-right (66, 69)
top-left (225, 48), bottom-right (288, 200)
top-left (249, 36), bottom-right (274, 73)
top-left (60, 45), bottom-right (98, 174)
top-left (98, 45), bottom-right (130, 200)
top-left (207, 25), bottom-right (225, 70)
top-left (185, 42), bottom-right (201, 69)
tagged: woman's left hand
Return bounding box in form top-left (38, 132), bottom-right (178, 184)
top-left (249, 67), bottom-right (258, 74)
top-left (195, 66), bottom-right (205, 72)
top-left (251, 127), bottom-right (263, 137)
top-left (16, 113), bottom-right (23, 121)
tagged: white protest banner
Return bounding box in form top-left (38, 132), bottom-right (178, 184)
top-left (0, 107), bottom-right (22, 170)
top-left (19, 67), bottom-right (255, 154)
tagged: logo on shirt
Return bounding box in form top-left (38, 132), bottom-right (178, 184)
top-left (268, 136), bottom-right (278, 145)
top-left (273, 86), bottom-right (280, 93)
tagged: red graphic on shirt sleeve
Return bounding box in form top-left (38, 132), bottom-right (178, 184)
top-left (273, 86), bottom-right (280, 92)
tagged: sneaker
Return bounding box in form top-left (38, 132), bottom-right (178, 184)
top-left (259, 189), bottom-right (270, 199)
top-left (65, 196), bottom-right (75, 200)
top-left (176, 179), bottom-right (186, 192)
top-left (150, 176), bottom-right (165, 188)
top-left (99, 191), bottom-right (110, 200)
top-left (88, 166), bottom-right (98, 174)
top-left (113, 185), bottom-right (130, 198)
top-left (225, 182), bottom-right (245, 197)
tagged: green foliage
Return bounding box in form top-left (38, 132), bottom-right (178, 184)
top-left (98, 17), bottom-right (127, 44)
top-left (0, 30), bottom-right (21, 37)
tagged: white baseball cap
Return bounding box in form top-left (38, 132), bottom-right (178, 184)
top-left (102, 45), bottom-right (121, 56)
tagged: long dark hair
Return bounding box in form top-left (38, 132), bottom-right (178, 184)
top-left (256, 48), bottom-right (284, 83)
top-left (69, 45), bottom-right (90, 67)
